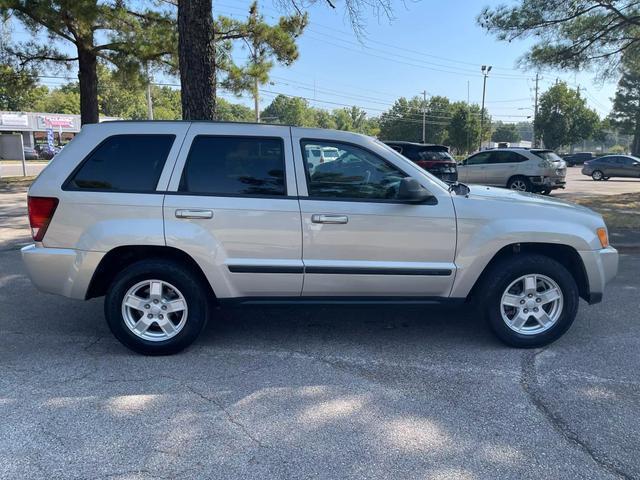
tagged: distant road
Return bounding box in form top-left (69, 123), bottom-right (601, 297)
top-left (0, 162), bottom-right (48, 178)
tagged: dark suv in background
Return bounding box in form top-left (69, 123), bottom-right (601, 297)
top-left (562, 152), bottom-right (595, 167)
top-left (384, 141), bottom-right (458, 182)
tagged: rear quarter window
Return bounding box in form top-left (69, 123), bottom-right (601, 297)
top-left (65, 134), bottom-right (175, 192)
top-left (179, 136), bottom-right (286, 197)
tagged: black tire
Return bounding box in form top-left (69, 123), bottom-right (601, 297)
top-left (603, 177), bottom-right (610, 181)
top-left (507, 176), bottom-right (532, 192)
top-left (481, 254), bottom-right (579, 348)
top-left (105, 259), bottom-right (209, 355)
top-left (591, 170), bottom-right (604, 181)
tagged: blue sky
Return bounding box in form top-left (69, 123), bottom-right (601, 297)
top-left (7, 0), bottom-right (616, 122)
top-left (217, 0), bottom-right (615, 122)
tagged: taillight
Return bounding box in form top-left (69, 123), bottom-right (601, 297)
top-left (28, 196), bottom-right (59, 241)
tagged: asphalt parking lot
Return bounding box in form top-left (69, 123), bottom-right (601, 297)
top-left (1, 184), bottom-right (640, 479)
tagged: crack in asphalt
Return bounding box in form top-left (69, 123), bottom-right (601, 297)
top-left (520, 349), bottom-right (633, 480)
top-left (181, 382), bottom-right (269, 449)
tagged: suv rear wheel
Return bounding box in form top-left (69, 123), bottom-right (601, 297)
top-left (507, 176), bottom-right (532, 192)
top-left (105, 259), bottom-right (209, 355)
top-left (482, 254), bottom-right (579, 348)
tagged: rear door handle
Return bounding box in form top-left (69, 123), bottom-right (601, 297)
top-left (311, 214), bottom-right (349, 224)
top-left (175, 209), bottom-right (213, 219)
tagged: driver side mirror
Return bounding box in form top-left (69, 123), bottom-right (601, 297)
top-left (397, 177), bottom-right (433, 203)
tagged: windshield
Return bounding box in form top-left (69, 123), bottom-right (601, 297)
top-left (374, 139), bottom-right (450, 191)
top-left (533, 150), bottom-right (563, 162)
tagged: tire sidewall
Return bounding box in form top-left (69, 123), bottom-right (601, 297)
top-left (105, 260), bottom-right (208, 355)
top-left (592, 170), bottom-right (603, 181)
top-left (485, 255), bottom-right (579, 348)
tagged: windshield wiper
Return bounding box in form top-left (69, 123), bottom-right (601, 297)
top-left (448, 181), bottom-right (471, 197)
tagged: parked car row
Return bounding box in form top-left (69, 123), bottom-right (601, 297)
top-left (387, 142), bottom-right (566, 194)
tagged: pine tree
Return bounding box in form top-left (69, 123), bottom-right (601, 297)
top-left (0, 0), bottom-right (175, 124)
top-left (610, 54), bottom-right (640, 155)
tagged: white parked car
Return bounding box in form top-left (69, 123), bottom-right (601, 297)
top-left (458, 148), bottom-right (567, 194)
top-left (22, 122), bottom-right (617, 354)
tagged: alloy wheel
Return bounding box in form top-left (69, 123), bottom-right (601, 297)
top-left (500, 274), bottom-right (564, 335)
top-left (121, 279), bottom-right (188, 342)
top-left (510, 179), bottom-right (527, 191)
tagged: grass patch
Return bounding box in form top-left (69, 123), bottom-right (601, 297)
top-left (571, 192), bottom-right (640, 230)
top-left (0, 176), bottom-right (35, 190)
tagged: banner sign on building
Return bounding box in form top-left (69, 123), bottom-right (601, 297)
top-left (1, 113), bottom-right (29, 127)
top-left (37, 115), bottom-right (75, 130)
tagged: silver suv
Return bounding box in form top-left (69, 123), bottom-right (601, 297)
top-left (22, 121), bottom-right (617, 354)
top-left (458, 148), bottom-right (567, 194)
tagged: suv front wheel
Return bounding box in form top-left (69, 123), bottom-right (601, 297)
top-left (482, 254), bottom-right (579, 348)
top-left (105, 259), bottom-right (209, 355)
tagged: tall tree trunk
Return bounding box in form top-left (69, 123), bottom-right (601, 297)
top-left (77, 46), bottom-right (99, 125)
top-left (178, 0), bottom-right (216, 120)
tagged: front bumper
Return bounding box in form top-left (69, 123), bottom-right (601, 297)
top-left (21, 244), bottom-right (104, 299)
top-left (579, 246), bottom-right (619, 304)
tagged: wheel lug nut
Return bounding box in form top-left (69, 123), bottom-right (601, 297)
top-left (528, 294), bottom-right (533, 298)
top-left (534, 307), bottom-right (539, 312)
top-left (523, 309), bottom-right (528, 313)
top-left (536, 298), bottom-right (541, 303)
top-left (144, 304), bottom-right (150, 309)
top-left (158, 314), bottom-right (164, 320)
top-left (147, 313), bottom-right (153, 318)
top-left (520, 300), bottom-right (525, 305)
top-left (161, 305), bottom-right (167, 310)
top-left (153, 299), bottom-right (159, 304)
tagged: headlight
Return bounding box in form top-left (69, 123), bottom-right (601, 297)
top-left (597, 228), bottom-right (609, 248)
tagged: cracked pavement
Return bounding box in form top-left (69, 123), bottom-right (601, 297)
top-left (1, 185), bottom-right (640, 479)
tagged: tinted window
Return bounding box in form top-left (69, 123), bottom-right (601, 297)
top-left (417, 148), bottom-right (454, 161)
top-left (179, 136), bottom-right (286, 196)
top-left (68, 135), bottom-right (174, 191)
top-left (302, 140), bottom-right (407, 200)
top-left (533, 150), bottom-right (563, 162)
top-left (466, 152), bottom-right (491, 165)
top-left (490, 151), bottom-right (527, 164)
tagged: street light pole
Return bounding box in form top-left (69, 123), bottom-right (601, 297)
top-left (421, 90), bottom-right (427, 143)
top-left (480, 65), bottom-right (491, 150)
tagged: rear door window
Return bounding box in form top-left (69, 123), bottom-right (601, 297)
top-left (179, 136), bottom-right (286, 196)
top-left (66, 134), bottom-right (175, 192)
top-left (465, 152), bottom-right (492, 165)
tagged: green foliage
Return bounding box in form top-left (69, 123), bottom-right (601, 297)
top-left (610, 53), bottom-right (640, 154)
top-left (0, 64), bottom-right (47, 110)
top-left (478, 1), bottom-right (640, 75)
top-left (261, 94), bottom-right (314, 126)
top-left (216, 98), bottom-right (254, 122)
top-left (0, 0), bottom-right (176, 123)
top-left (535, 82), bottom-right (600, 150)
top-left (608, 144), bottom-right (626, 154)
top-left (447, 103), bottom-right (482, 153)
top-left (491, 122), bottom-right (522, 143)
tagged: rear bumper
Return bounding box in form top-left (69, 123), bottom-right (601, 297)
top-left (579, 246), bottom-right (619, 304)
top-left (529, 175), bottom-right (566, 190)
top-left (21, 244), bottom-right (104, 299)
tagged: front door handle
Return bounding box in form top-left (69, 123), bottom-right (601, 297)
top-left (311, 214), bottom-right (349, 224)
top-left (175, 209), bottom-right (213, 219)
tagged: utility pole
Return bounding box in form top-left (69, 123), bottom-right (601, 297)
top-left (145, 63), bottom-right (154, 120)
top-left (467, 80), bottom-right (471, 153)
top-left (533, 72), bottom-right (539, 148)
top-left (421, 90), bottom-right (427, 143)
top-left (480, 65), bottom-right (492, 150)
